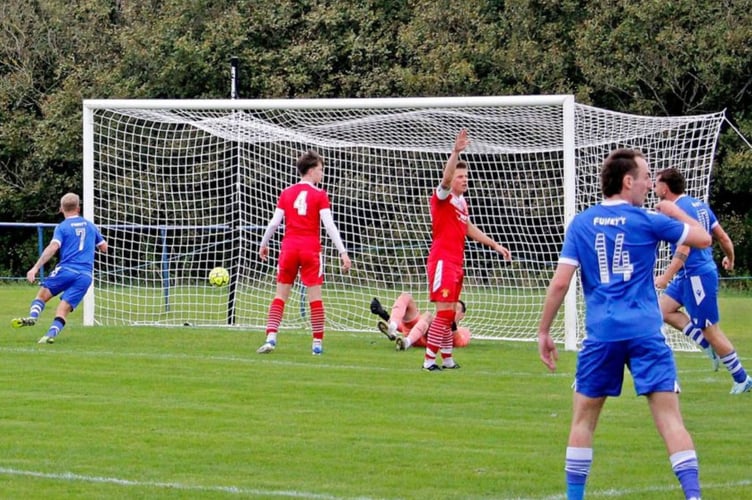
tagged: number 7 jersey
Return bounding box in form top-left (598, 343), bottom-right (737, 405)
top-left (52, 215), bottom-right (106, 276)
top-left (558, 200), bottom-right (689, 342)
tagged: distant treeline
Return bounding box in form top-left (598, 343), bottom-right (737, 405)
top-left (1, 0), bottom-right (750, 275)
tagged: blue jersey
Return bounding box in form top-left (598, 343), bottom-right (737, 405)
top-left (560, 200), bottom-right (689, 342)
top-left (51, 216), bottom-right (105, 276)
top-left (671, 194), bottom-right (718, 277)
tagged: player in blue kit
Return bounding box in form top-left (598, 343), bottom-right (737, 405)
top-left (11, 193), bottom-right (108, 344)
top-left (537, 149), bottom-right (711, 500)
top-left (654, 167), bottom-right (752, 395)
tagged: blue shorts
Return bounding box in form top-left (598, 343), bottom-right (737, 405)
top-left (664, 271), bottom-right (719, 327)
top-left (575, 335), bottom-right (680, 397)
top-left (42, 266), bottom-right (93, 310)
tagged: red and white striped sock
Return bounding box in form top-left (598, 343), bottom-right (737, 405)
top-left (265, 298), bottom-right (285, 343)
top-left (441, 324), bottom-right (455, 367)
top-left (425, 309), bottom-right (454, 368)
top-left (310, 300), bottom-right (325, 342)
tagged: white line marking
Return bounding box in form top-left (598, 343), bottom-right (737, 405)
top-left (0, 467), bottom-right (379, 499)
top-left (2, 466), bottom-right (750, 499)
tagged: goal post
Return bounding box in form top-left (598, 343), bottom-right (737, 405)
top-left (82, 96), bottom-right (725, 351)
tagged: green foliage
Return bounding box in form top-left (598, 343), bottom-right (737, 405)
top-left (1, 0), bottom-right (752, 274)
top-left (575, 0), bottom-right (752, 114)
top-left (713, 115), bottom-right (752, 274)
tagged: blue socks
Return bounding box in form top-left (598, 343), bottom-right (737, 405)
top-left (46, 317), bottom-right (66, 339)
top-left (565, 447), bottom-right (592, 500)
top-left (720, 350), bottom-right (749, 383)
top-left (565, 447), bottom-right (701, 499)
top-left (30, 299), bottom-right (45, 320)
top-left (670, 450), bottom-right (701, 499)
top-left (682, 323), bottom-right (710, 349)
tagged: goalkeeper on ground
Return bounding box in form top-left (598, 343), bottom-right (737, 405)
top-left (369, 294), bottom-right (470, 350)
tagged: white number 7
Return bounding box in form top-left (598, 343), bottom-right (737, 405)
top-left (76, 228), bottom-right (86, 251)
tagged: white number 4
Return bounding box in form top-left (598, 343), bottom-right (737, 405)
top-left (293, 191), bottom-right (308, 216)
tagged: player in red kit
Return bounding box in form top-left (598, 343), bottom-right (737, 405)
top-left (369, 294), bottom-right (471, 350)
top-left (423, 129), bottom-right (512, 370)
top-left (257, 150), bottom-right (351, 355)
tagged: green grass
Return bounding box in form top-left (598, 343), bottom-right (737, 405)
top-left (1, 284), bottom-right (750, 499)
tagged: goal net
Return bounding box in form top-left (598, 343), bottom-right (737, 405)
top-left (82, 97), bottom-right (725, 350)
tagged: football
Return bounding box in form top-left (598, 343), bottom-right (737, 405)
top-left (208, 266), bottom-right (230, 287)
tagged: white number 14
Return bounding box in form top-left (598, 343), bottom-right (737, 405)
top-left (595, 232), bottom-right (633, 283)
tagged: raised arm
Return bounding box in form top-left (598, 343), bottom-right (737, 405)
top-left (440, 129), bottom-right (470, 192)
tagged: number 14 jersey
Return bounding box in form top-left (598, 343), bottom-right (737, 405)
top-left (559, 199), bottom-right (689, 342)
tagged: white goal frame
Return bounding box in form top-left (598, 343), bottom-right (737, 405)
top-left (82, 96), bottom-right (724, 351)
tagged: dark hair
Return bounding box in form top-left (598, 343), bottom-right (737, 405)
top-left (456, 160), bottom-right (468, 170)
top-left (655, 167), bottom-right (686, 195)
top-left (601, 148), bottom-right (645, 197)
top-left (450, 299), bottom-right (467, 331)
top-left (297, 150), bottom-right (324, 176)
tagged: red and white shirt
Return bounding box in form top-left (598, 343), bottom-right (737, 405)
top-left (428, 190), bottom-right (468, 265)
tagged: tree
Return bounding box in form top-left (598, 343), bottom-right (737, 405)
top-left (1, 0), bottom-right (751, 276)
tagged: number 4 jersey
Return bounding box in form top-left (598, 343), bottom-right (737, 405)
top-left (277, 181), bottom-right (331, 253)
top-left (559, 199), bottom-right (689, 342)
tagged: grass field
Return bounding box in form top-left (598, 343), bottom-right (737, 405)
top-left (1, 283), bottom-right (750, 499)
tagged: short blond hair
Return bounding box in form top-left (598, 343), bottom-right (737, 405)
top-left (60, 193), bottom-right (80, 213)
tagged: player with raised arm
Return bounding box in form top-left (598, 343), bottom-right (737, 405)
top-left (538, 149), bottom-right (711, 500)
top-left (423, 129), bottom-right (511, 370)
top-left (369, 294), bottom-right (470, 350)
top-left (654, 167), bottom-right (752, 394)
top-left (12, 193), bottom-right (108, 344)
top-left (257, 150), bottom-right (351, 355)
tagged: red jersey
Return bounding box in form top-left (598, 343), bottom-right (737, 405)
top-left (277, 181), bottom-right (331, 252)
top-left (428, 191), bottom-right (468, 265)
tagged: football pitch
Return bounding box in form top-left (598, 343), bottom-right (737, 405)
top-left (1, 284), bottom-right (750, 499)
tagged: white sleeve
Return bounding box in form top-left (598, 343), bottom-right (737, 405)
top-left (320, 208), bottom-right (347, 254)
top-left (259, 208), bottom-right (284, 247)
top-left (436, 183), bottom-right (451, 201)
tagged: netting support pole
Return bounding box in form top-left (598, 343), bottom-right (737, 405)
top-left (227, 58), bottom-right (240, 325)
top-left (82, 103), bottom-right (96, 326)
top-left (561, 96), bottom-right (579, 351)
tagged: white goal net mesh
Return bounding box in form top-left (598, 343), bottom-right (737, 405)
top-left (84, 98), bottom-right (724, 350)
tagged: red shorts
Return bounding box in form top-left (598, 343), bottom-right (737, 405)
top-left (427, 258), bottom-right (464, 303)
top-left (399, 316), bottom-right (419, 334)
top-left (277, 248), bottom-right (323, 286)
top-left (399, 316), bottom-right (426, 347)
top-left (411, 336), bottom-right (428, 348)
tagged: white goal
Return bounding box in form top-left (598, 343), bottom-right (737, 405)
top-left (82, 96), bottom-right (725, 350)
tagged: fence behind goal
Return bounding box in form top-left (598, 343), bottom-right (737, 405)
top-left (82, 96), bottom-right (725, 350)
